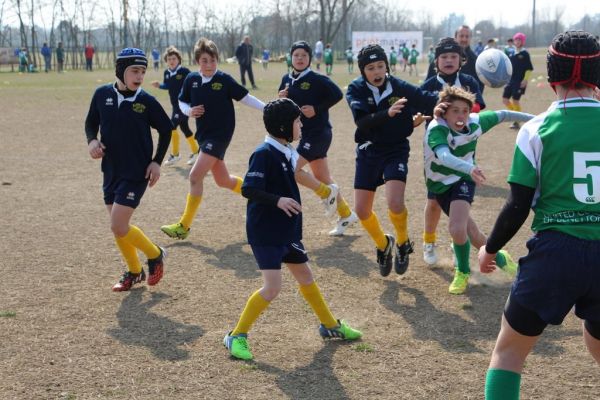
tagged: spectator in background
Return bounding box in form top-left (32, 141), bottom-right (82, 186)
top-left (235, 36), bottom-right (257, 89)
top-left (262, 48), bottom-right (270, 70)
top-left (84, 43), bottom-right (95, 71)
top-left (41, 42), bottom-right (52, 72)
top-left (314, 38), bottom-right (323, 71)
top-left (18, 48), bottom-right (28, 73)
top-left (152, 48), bottom-right (160, 70)
top-left (56, 42), bottom-right (65, 73)
top-left (474, 40), bottom-right (484, 56)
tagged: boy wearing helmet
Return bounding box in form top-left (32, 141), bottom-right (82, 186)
top-left (346, 44), bottom-right (438, 277)
top-left (479, 31), bottom-right (600, 399)
top-left (223, 99), bottom-right (362, 361)
top-left (278, 40), bottom-right (357, 236)
top-left (84, 48), bottom-right (173, 291)
top-left (502, 32), bottom-right (534, 129)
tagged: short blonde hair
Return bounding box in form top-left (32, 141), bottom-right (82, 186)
top-left (194, 38), bottom-right (219, 62)
top-left (438, 85), bottom-right (476, 110)
top-left (163, 46), bottom-right (182, 63)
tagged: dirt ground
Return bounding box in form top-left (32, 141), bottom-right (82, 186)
top-left (1, 54), bottom-right (598, 400)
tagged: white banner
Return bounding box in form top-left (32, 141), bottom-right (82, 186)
top-left (351, 32), bottom-right (423, 60)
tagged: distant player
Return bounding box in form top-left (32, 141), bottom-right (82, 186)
top-left (479, 30), bottom-right (600, 399)
top-left (389, 46), bottom-right (398, 73)
top-left (223, 99), bottom-right (362, 361)
top-left (262, 48), bottom-right (270, 70)
top-left (401, 43), bottom-right (409, 72)
top-left (160, 38), bottom-right (264, 240)
top-left (408, 44), bottom-right (419, 76)
top-left (278, 41), bottom-right (358, 236)
top-left (345, 46), bottom-right (354, 74)
top-left (151, 46), bottom-right (200, 167)
top-left (324, 43), bottom-right (333, 75)
top-left (346, 44), bottom-right (438, 276)
top-left (84, 48), bottom-right (171, 291)
top-left (502, 32), bottom-right (533, 130)
top-left (425, 86), bottom-right (532, 294)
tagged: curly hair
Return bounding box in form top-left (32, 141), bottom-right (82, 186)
top-left (163, 46), bottom-right (182, 63)
top-left (194, 38), bottom-right (219, 63)
top-left (438, 85), bottom-right (476, 110)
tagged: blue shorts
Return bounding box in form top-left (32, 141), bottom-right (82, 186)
top-left (433, 180), bottom-right (476, 215)
top-left (354, 143), bottom-right (409, 191)
top-left (250, 241), bottom-right (309, 270)
top-left (198, 139), bottom-right (229, 160)
top-left (511, 230), bottom-right (600, 325)
top-left (502, 81), bottom-right (526, 100)
top-left (297, 129), bottom-right (332, 161)
top-left (103, 177), bottom-right (148, 208)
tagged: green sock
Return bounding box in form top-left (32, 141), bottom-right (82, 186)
top-left (452, 240), bottom-right (471, 274)
top-left (495, 252), bottom-right (507, 268)
top-left (485, 368), bottom-right (521, 400)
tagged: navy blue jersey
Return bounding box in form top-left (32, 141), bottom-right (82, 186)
top-left (509, 49), bottom-right (533, 83)
top-left (278, 70), bottom-right (342, 133)
top-left (420, 73), bottom-right (486, 111)
top-left (179, 70), bottom-right (248, 143)
top-left (346, 75), bottom-right (438, 145)
top-left (426, 46), bottom-right (483, 89)
top-left (160, 65), bottom-right (191, 109)
top-left (85, 84), bottom-right (172, 180)
top-left (243, 142), bottom-right (302, 246)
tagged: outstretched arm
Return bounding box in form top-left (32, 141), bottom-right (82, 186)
top-left (495, 110), bottom-right (535, 124)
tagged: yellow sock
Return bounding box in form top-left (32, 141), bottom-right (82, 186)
top-left (513, 103), bottom-right (521, 112)
top-left (423, 231), bottom-right (436, 244)
top-left (115, 236), bottom-right (142, 274)
top-left (186, 136), bottom-right (199, 154)
top-left (170, 130), bottom-right (180, 156)
top-left (231, 290), bottom-right (270, 335)
top-left (337, 198), bottom-right (352, 218)
top-left (299, 282), bottom-right (338, 329)
top-left (360, 212), bottom-right (388, 250)
top-left (506, 102), bottom-right (514, 111)
top-left (231, 176), bottom-right (243, 195)
top-left (389, 209), bottom-right (409, 244)
top-left (179, 193), bottom-right (202, 229)
top-left (123, 225), bottom-right (160, 259)
top-left (314, 183), bottom-right (331, 199)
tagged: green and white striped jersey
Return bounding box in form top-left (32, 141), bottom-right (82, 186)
top-left (424, 110), bottom-right (499, 194)
top-left (508, 97), bottom-right (600, 240)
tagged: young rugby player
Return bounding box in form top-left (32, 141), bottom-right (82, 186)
top-left (346, 44), bottom-right (438, 276)
top-left (160, 38), bottom-right (264, 240)
top-left (502, 33), bottom-right (534, 130)
top-left (151, 46), bottom-right (200, 166)
top-left (425, 86), bottom-right (532, 294)
top-left (278, 41), bottom-right (358, 236)
top-left (223, 99), bottom-right (362, 360)
top-left (479, 30), bottom-right (600, 399)
top-left (85, 48), bottom-right (171, 291)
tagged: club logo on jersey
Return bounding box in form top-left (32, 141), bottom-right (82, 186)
top-left (388, 96), bottom-right (401, 106)
top-left (367, 97), bottom-right (374, 105)
top-left (300, 82), bottom-right (311, 90)
top-left (303, 142), bottom-right (311, 150)
top-left (192, 82), bottom-right (199, 88)
top-left (132, 103), bottom-right (146, 113)
top-left (281, 162), bottom-right (288, 171)
top-left (176, 74), bottom-right (183, 80)
top-left (105, 98), bottom-right (114, 106)
top-left (126, 192), bottom-right (136, 201)
top-left (211, 82), bottom-right (223, 91)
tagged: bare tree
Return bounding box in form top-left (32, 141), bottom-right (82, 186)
top-left (317, 0), bottom-right (357, 44)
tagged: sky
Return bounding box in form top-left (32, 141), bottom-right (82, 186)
top-left (2, 0), bottom-right (599, 29)
top-left (414, 0), bottom-right (600, 27)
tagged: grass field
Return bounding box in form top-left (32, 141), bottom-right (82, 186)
top-left (1, 52), bottom-right (598, 399)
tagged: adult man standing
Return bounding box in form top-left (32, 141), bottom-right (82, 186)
top-left (235, 36), bottom-right (257, 89)
top-left (41, 42), bottom-right (52, 72)
top-left (84, 43), bottom-right (95, 71)
top-left (426, 25), bottom-right (483, 92)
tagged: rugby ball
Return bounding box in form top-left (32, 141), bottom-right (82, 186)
top-left (475, 48), bottom-right (513, 88)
